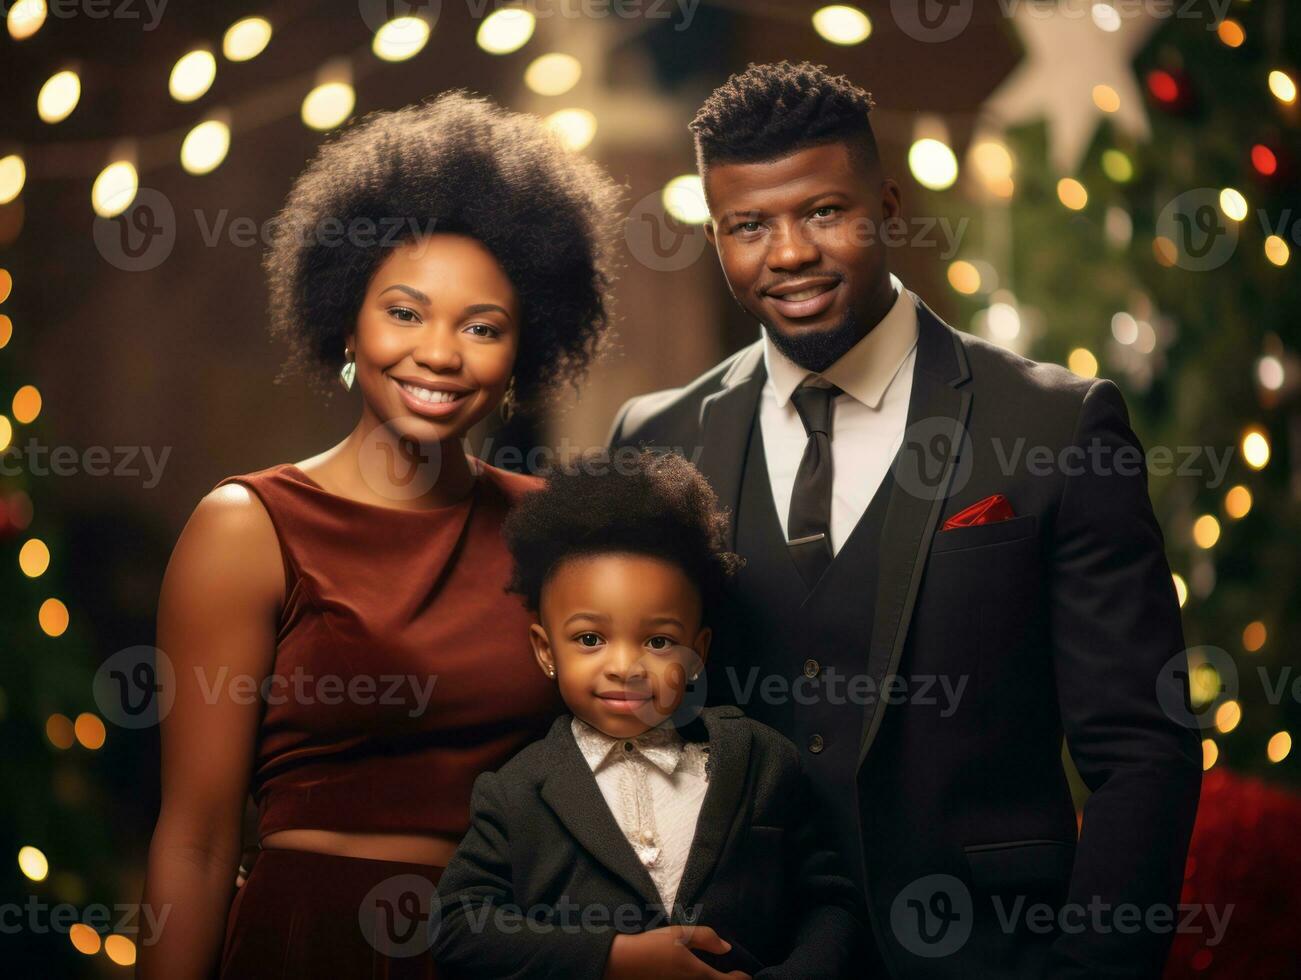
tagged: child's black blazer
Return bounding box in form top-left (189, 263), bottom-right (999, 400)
top-left (432, 704), bottom-right (865, 979)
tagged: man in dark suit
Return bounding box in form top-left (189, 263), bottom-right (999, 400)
top-left (607, 62), bottom-right (1202, 979)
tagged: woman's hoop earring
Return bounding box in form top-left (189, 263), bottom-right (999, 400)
top-left (339, 349), bottom-right (356, 392)
top-left (499, 375), bottom-right (517, 422)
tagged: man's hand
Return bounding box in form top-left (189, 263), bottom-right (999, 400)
top-left (602, 925), bottom-right (750, 980)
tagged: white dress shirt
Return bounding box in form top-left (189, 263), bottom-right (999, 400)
top-left (570, 716), bottom-right (710, 911)
top-left (760, 274), bottom-right (919, 554)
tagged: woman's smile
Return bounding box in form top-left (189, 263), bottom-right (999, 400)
top-left (390, 374), bottom-right (475, 419)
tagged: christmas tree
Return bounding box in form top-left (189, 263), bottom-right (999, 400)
top-left (933, 0), bottom-right (1298, 786)
top-left (924, 4), bottom-right (1299, 974)
top-left (1, 212), bottom-right (140, 973)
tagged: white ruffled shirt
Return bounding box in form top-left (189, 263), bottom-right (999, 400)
top-left (570, 716), bottom-right (711, 911)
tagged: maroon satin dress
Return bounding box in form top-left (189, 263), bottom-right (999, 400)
top-left (212, 460), bottom-right (562, 979)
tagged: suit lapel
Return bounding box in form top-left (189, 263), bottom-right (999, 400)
top-left (672, 707), bottom-right (751, 915)
top-left (858, 297), bottom-right (972, 770)
top-left (696, 342), bottom-right (765, 551)
top-left (539, 718), bottom-right (663, 908)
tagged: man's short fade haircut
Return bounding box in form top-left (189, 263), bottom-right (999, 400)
top-left (502, 449), bottom-right (741, 622)
top-left (689, 60), bottom-right (879, 178)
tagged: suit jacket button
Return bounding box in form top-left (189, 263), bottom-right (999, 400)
top-left (808, 733), bottom-right (824, 753)
top-left (803, 658), bottom-right (820, 678)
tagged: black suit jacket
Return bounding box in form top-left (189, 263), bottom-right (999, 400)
top-left (433, 705), bottom-right (866, 980)
top-left (606, 294), bottom-right (1202, 979)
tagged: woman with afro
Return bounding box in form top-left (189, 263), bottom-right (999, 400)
top-left (138, 91), bottom-right (622, 979)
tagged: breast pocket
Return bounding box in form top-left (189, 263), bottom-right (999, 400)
top-left (930, 514), bottom-right (1037, 555)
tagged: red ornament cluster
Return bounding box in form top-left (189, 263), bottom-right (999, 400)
top-left (1163, 769), bottom-right (1301, 978)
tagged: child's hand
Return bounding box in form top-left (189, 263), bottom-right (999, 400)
top-left (601, 925), bottom-right (751, 980)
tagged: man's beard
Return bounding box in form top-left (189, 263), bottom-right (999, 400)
top-left (763, 310), bottom-right (866, 374)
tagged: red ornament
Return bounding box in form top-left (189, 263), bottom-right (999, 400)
top-left (1251, 144), bottom-right (1278, 176)
top-left (1148, 69), bottom-right (1180, 104)
top-left (1163, 770), bottom-right (1301, 978)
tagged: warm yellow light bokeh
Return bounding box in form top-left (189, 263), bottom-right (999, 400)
top-left (525, 53), bottom-right (582, 96)
top-left (1269, 69), bottom-right (1297, 104)
top-left (1092, 84), bottom-right (1120, 113)
top-left (12, 384), bottom-right (41, 423)
top-left (301, 82), bottom-right (355, 131)
top-left (372, 16), bottom-right (431, 62)
top-left (223, 16), bottom-right (272, 61)
top-left (1264, 235), bottom-right (1290, 267)
top-left (909, 139), bottom-right (958, 191)
top-left (1267, 731), bottom-right (1292, 763)
top-left (661, 175), bottom-right (709, 225)
top-left (45, 713), bottom-right (74, 749)
top-left (1217, 19), bottom-right (1245, 48)
top-left (7, 0), bottom-right (46, 41)
top-left (105, 934), bottom-right (137, 966)
top-left (1224, 485), bottom-right (1252, 519)
top-left (75, 713), bottom-right (107, 750)
top-left (811, 5), bottom-right (872, 45)
top-left (1218, 187), bottom-right (1248, 222)
top-left (169, 49), bottom-right (217, 102)
top-left (18, 845), bottom-right (49, 881)
top-left (40, 597), bottom-right (69, 637)
top-left (19, 537), bottom-right (49, 577)
top-left (181, 119), bottom-right (231, 175)
top-left (476, 8), bottom-right (535, 54)
top-left (947, 261), bottom-right (981, 295)
top-left (69, 923), bottom-right (101, 955)
top-left (1242, 620), bottom-right (1267, 653)
top-left (0, 155), bottom-right (25, 205)
top-left (1067, 348), bottom-right (1098, 378)
top-left (1192, 514), bottom-right (1221, 549)
top-left (91, 161), bottom-right (138, 218)
top-left (1241, 429), bottom-right (1270, 469)
top-left (544, 109), bottom-right (597, 152)
top-left (37, 69), bottom-right (81, 123)
top-left (1057, 178), bottom-right (1088, 210)
top-left (1213, 699), bottom-right (1241, 734)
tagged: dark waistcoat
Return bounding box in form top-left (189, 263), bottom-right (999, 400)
top-left (708, 407), bottom-right (895, 889)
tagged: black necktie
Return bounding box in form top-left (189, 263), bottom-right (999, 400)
top-left (787, 381), bottom-right (840, 589)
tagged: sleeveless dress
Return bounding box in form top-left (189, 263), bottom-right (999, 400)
top-left (213, 459), bottom-right (562, 979)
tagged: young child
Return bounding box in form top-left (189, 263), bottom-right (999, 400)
top-left (433, 451), bottom-right (864, 979)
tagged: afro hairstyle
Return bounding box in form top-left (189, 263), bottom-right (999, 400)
top-left (263, 90), bottom-right (624, 408)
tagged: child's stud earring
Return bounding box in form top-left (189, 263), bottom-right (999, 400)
top-left (546, 666), bottom-right (555, 678)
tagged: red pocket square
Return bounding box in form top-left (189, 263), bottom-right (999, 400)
top-left (942, 493), bottom-right (1016, 530)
